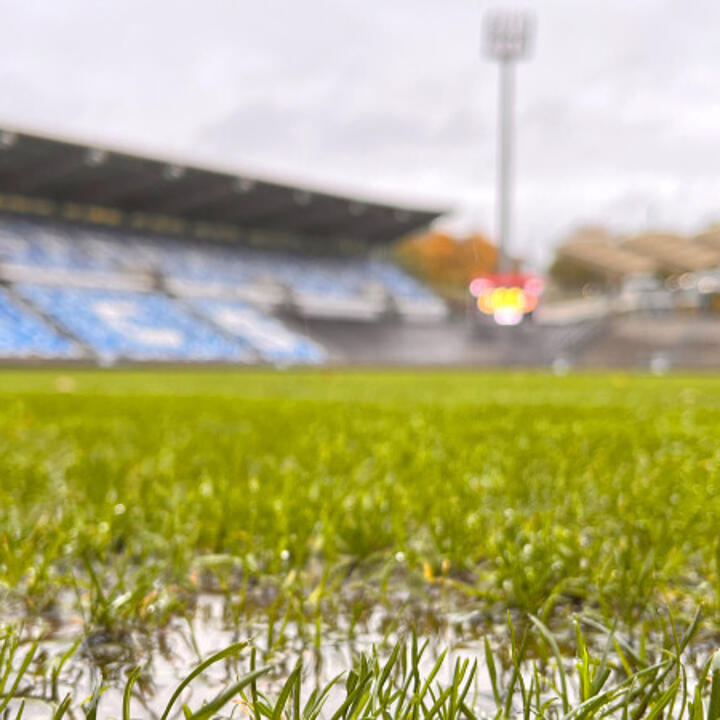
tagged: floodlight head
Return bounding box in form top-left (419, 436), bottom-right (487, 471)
top-left (292, 190), bottom-right (312, 206)
top-left (85, 148), bottom-right (108, 167)
top-left (234, 177), bottom-right (255, 193)
top-left (483, 9), bottom-right (534, 62)
top-left (0, 131), bottom-right (17, 149)
top-left (164, 164), bottom-right (186, 181)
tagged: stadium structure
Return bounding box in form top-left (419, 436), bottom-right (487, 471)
top-left (0, 128), bottom-right (450, 365)
top-left (4, 127), bottom-right (720, 369)
top-left (540, 225), bottom-right (720, 368)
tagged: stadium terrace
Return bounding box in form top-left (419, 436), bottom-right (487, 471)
top-left (0, 128), bottom-right (448, 364)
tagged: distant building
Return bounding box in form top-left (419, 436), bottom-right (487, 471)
top-left (693, 228), bottom-right (720, 254)
top-left (622, 233), bottom-right (720, 274)
top-left (550, 226), bottom-right (657, 290)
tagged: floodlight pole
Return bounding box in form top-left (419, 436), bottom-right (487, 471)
top-left (483, 10), bottom-right (533, 274)
top-left (497, 58), bottom-right (514, 273)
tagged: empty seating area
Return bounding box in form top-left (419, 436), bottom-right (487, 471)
top-left (17, 285), bottom-right (249, 363)
top-left (0, 214), bottom-right (447, 364)
top-left (190, 298), bottom-right (326, 365)
top-left (367, 261), bottom-right (447, 318)
top-left (0, 287), bottom-right (79, 358)
top-left (0, 218), bottom-right (121, 272)
top-left (122, 234), bottom-right (444, 318)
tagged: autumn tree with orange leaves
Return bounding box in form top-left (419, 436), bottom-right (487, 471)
top-left (394, 230), bottom-right (500, 302)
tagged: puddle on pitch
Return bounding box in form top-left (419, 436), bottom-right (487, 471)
top-left (5, 592), bottom-right (708, 719)
top-left (5, 593), bottom-right (511, 718)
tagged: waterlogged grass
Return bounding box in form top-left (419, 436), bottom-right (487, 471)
top-left (2, 368), bottom-right (720, 715)
top-left (3, 613), bottom-right (720, 719)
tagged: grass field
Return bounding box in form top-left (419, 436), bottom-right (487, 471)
top-left (3, 368), bottom-right (720, 718)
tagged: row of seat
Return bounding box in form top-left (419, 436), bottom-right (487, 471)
top-left (0, 217), bottom-right (441, 305)
top-left (0, 214), bottom-right (445, 362)
top-left (191, 297), bottom-right (326, 364)
top-left (3, 284), bottom-right (327, 364)
top-left (0, 287), bottom-right (79, 358)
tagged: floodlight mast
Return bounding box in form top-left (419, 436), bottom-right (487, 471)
top-left (483, 10), bottom-right (533, 273)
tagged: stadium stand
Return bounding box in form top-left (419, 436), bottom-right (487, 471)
top-left (0, 286), bottom-right (79, 358)
top-left (126, 238), bottom-right (391, 319)
top-left (693, 229), bottom-right (720, 258)
top-left (622, 233), bottom-right (720, 274)
top-left (0, 216), bottom-right (120, 271)
top-left (189, 298), bottom-right (326, 364)
top-left (15, 284), bottom-right (250, 363)
top-left (0, 128), bottom-right (448, 364)
top-left (550, 227), bottom-right (658, 287)
top-left (0, 210), bottom-right (448, 363)
top-left (368, 260), bottom-right (447, 319)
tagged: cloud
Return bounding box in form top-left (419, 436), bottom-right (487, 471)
top-left (0, 0), bottom-right (718, 265)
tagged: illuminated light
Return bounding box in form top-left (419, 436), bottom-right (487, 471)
top-left (494, 307), bottom-right (524, 326)
top-left (234, 178), bottom-right (255, 193)
top-left (678, 273), bottom-right (695, 291)
top-left (85, 148), bottom-right (107, 166)
top-left (469, 272), bottom-right (543, 326)
top-left (469, 277), bottom-right (493, 297)
top-left (698, 276), bottom-right (720, 294)
top-left (476, 295), bottom-right (493, 314)
top-left (164, 164), bottom-right (186, 181)
top-left (0, 131), bottom-right (17, 149)
top-left (293, 190), bottom-right (312, 206)
top-left (524, 276), bottom-right (544, 296)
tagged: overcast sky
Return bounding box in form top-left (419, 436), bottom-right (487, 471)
top-left (0, 0), bottom-right (718, 266)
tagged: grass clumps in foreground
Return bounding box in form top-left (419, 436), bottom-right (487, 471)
top-left (3, 613), bottom-right (720, 719)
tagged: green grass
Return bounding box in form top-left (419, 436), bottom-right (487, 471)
top-left (3, 369), bottom-right (720, 624)
top-left (2, 615), bottom-right (720, 719)
top-left (2, 368), bottom-right (720, 715)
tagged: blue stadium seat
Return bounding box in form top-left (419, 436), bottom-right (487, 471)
top-left (368, 261), bottom-right (439, 300)
top-left (125, 238), bottom-right (398, 303)
top-left (1, 215), bottom-right (446, 342)
top-left (254, 255), bottom-right (365, 299)
top-left (191, 298), bottom-right (327, 364)
top-left (0, 288), bottom-right (79, 357)
top-left (130, 240), bottom-right (370, 300)
top-left (0, 215), bottom-right (444, 309)
top-left (0, 218), bottom-right (122, 272)
top-left (128, 237), bottom-right (254, 284)
top-left (16, 285), bottom-right (250, 363)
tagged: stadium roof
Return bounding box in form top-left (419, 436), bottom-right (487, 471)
top-left (622, 233), bottom-right (720, 273)
top-left (694, 229), bottom-right (720, 252)
top-left (557, 241), bottom-right (658, 278)
top-left (0, 128), bottom-right (444, 245)
top-left (554, 227), bottom-right (658, 278)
